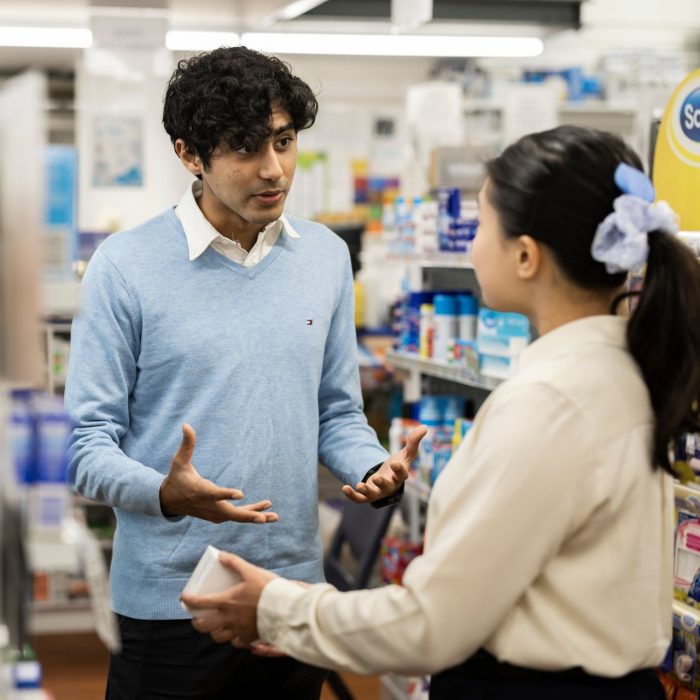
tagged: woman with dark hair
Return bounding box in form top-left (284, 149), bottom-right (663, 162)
top-left (184, 126), bottom-right (700, 699)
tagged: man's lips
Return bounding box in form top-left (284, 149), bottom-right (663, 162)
top-left (252, 190), bottom-right (284, 205)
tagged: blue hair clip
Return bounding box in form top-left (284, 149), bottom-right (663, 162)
top-left (614, 162), bottom-right (655, 203)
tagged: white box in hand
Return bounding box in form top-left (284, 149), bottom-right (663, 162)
top-left (181, 545), bottom-right (241, 614)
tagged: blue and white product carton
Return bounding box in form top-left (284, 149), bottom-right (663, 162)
top-left (477, 309), bottom-right (530, 379)
top-left (414, 199), bottom-right (438, 255)
top-left (395, 197), bottom-right (416, 253)
top-left (12, 659), bottom-right (43, 696)
top-left (28, 396), bottom-right (73, 535)
top-left (9, 390), bottom-right (36, 505)
top-left (417, 397), bottom-right (442, 486)
top-left (437, 187), bottom-right (461, 252)
top-left (431, 397), bottom-right (463, 483)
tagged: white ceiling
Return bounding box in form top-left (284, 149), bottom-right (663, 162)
top-left (0, 0), bottom-right (323, 69)
top-left (0, 0), bottom-right (325, 27)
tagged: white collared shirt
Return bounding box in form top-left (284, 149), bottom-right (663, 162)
top-left (175, 180), bottom-right (300, 265)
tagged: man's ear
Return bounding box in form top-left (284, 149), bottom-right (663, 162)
top-left (515, 235), bottom-right (542, 280)
top-left (175, 139), bottom-right (202, 176)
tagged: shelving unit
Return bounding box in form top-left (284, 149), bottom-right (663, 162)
top-left (386, 350), bottom-right (500, 393)
top-left (387, 252), bottom-right (475, 269)
top-left (29, 601), bottom-right (94, 635)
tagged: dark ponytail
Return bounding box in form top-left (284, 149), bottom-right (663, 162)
top-left (625, 231), bottom-right (700, 472)
top-left (486, 125), bottom-right (700, 474)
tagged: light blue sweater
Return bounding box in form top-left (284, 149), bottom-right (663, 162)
top-left (65, 208), bottom-right (388, 619)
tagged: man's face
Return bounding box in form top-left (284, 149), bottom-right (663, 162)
top-left (198, 104), bottom-right (297, 233)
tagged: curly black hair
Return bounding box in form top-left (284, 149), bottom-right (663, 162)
top-left (162, 46), bottom-right (318, 167)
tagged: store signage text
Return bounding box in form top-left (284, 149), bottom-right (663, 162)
top-left (681, 88), bottom-right (700, 142)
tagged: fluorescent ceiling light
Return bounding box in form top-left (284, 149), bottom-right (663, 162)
top-left (0, 26), bottom-right (92, 49)
top-left (276, 0), bottom-right (330, 22)
top-left (165, 30), bottom-right (240, 51)
top-left (241, 32), bottom-right (543, 58)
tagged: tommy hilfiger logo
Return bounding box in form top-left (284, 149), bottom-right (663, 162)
top-left (306, 319), bottom-right (313, 325)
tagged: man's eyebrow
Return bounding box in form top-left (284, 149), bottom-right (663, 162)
top-left (272, 122), bottom-right (295, 137)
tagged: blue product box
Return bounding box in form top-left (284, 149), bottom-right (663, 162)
top-left (476, 309), bottom-right (530, 357)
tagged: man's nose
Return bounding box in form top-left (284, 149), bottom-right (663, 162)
top-left (258, 144), bottom-right (283, 182)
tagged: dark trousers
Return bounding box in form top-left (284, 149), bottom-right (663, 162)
top-left (430, 650), bottom-right (667, 700)
top-left (106, 614), bottom-right (328, 700)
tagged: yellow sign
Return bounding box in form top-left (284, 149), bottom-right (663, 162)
top-left (653, 68), bottom-right (700, 231)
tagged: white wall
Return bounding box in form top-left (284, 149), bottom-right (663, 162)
top-left (76, 52), bottom-right (192, 232)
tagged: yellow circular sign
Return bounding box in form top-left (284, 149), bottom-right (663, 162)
top-left (653, 68), bottom-right (700, 231)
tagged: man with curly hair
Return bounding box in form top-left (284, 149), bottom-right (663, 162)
top-left (65, 46), bottom-right (424, 699)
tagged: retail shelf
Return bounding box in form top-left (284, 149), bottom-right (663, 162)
top-left (29, 601), bottom-right (94, 635)
top-left (385, 350), bottom-right (500, 392)
top-left (26, 537), bottom-right (81, 573)
top-left (386, 252), bottom-right (474, 269)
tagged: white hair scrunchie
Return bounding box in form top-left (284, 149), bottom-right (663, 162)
top-left (591, 196), bottom-right (680, 274)
top-left (590, 163), bottom-right (679, 274)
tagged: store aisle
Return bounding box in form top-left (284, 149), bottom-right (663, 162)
top-left (32, 633), bottom-right (379, 699)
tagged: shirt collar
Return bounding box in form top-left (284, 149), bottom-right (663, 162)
top-left (176, 180), bottom-right (301, 262)
top-left (518, 315), bottom-right (627, 371)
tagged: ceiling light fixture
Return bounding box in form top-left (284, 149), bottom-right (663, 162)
top-left (0, 26), bottom-right (92, 49)
top-left (275, 0), bottom-right (331, 22)
top-left (241, 32), bottom-right (544, 58)
top-left (165, 30), bottom-right (240, 51)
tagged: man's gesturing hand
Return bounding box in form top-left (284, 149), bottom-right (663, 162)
top-left (159, 424), bottom-right (279, 524)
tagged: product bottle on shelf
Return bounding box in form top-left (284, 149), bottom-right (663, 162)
top-left (457, 293), bottom-right (479, 343)
top-left (418, 303), bottom-right (434, 359)
top-left (432, 294), bottom-right (458, 362)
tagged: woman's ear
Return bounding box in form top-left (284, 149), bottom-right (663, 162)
top-left (515, 235), bottom-right (542, 281)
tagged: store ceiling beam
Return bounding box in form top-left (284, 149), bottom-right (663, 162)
top-left (302, 0), bottom-right (583, 29)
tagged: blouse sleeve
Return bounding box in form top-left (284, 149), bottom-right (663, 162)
top-left (258, 381), bottom-right (592, 675)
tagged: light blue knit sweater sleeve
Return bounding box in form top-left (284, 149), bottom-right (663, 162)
top-left (65, 247), bottom-right (166, 516)
top-left (317, 245), bottom-right (388, 484)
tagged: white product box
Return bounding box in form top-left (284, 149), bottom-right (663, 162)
top-left (181, 545), bottom-right (241, 614)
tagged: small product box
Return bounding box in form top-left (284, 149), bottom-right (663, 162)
top-left (181, 545), bottom-right (241, 614)
top-left (477, 309), bottom-right (530, 379)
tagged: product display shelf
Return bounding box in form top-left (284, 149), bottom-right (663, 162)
top-left (387, 251), bottom-right (474, 269)
top-left (29, 600), bottom-right (94, 635)
top-left (385, 350), bottom-right (500, 392)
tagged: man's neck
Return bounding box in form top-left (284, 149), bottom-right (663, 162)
top-left (196, 194), bottom-right (262, 252)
